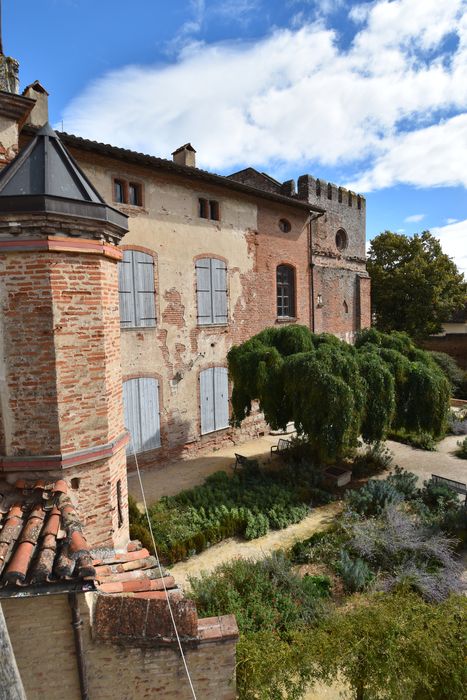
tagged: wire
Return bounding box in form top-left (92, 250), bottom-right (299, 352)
top-left (131, 439), bottom-right (198, 700)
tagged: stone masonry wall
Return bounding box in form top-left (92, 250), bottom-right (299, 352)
top-left (0, 247), bottom-right (129, 549)
top-left (3, 593), bottom-right (237, 700)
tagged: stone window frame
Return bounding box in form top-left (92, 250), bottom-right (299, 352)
top-left (335, 228), bottom-right (348, 252)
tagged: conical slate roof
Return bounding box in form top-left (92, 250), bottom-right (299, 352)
top-left (0, 123), bottom-right (128, 235)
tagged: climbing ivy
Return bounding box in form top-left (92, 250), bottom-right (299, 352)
top-left (228, 326), bottom-right (450, 461)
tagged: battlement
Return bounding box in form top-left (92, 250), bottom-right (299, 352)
top-left (297, 174), bottom-right (365, 212)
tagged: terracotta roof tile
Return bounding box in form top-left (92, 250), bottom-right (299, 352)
top-left (0, 479), bottom-right (95, 590)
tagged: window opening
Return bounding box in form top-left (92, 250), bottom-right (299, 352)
top-left (116, 479), bottom-right (123, 528)
top-left (114, 180), bottom-right (124, 203)
top-left (276, 265), bottom-right (296, 318)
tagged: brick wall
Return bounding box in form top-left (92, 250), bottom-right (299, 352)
top-left (2, 593), bottom-right (237, 700)
top-left (0, 243), bottom-right (129, 550)
top-left (418, 335), bottom-right (467, 370)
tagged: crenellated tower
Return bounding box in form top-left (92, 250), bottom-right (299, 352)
top-left (297, 174), bottom-right (370, 341)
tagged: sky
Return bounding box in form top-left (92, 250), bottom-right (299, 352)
top-left (4, 0), bottom-right (467, 275)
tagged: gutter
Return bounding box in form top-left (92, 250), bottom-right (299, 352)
top-left (68, 593), bottom-right (89, 700)
top-left (308, 211), bottom-right (325, 333)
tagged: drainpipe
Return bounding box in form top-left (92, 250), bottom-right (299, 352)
top-left (68, 593), bottom-right (89, 700)
top-left (308, 212), bottom-right (324, 333)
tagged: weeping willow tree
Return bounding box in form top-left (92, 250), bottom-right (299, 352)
top-left (228, 326), bottom-right (450, 462)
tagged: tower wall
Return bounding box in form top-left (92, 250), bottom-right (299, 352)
top-left (298, 175), bottom-right (370, 340)
top-left (0, 224), bottom-right (129, 550)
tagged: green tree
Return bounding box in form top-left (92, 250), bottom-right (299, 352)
top-left (228, 326), bottom-right (450, 462)
top-left (308, 592), bottom-right (467, 700)
top-left (367, 231), bottom-right (466, 338)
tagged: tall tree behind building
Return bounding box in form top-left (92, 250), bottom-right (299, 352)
top-left (367, 231), bottom-right (467, 338)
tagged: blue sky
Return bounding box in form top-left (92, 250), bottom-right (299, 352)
top-left (4, 0), bottom-right (467, 274)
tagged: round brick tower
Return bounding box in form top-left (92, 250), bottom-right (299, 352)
top-left (0, 123), bottom-right (130, 550)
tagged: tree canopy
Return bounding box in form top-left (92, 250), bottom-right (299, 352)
top-left (228, 325), bottom-right (450, 462)
top-left (367, 231), bottom-right (466, 338)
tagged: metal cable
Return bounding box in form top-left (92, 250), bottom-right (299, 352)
top-left (130, 439), bottom-right (198, 700)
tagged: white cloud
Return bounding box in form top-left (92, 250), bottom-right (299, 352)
top-left (431, 219), bottom-right (467, 277)
top-left (404, 214), bottom-right (425, 223)
top-left (446, 218), bottom-right (458, 224)
top-left (61, 0), bottom-right (467, 188)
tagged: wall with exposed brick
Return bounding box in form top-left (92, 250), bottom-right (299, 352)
top-left (59, 147), bottom-right (370, 468)
top-left (419, 334), bottom-right (467, 370)
top-left (3, 592), bottom-right (237, 700)
top-left (0, 237), bottom-right (129, 549)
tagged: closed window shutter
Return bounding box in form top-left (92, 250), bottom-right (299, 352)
top-left (196, 258), bottom-right (213, 325)
top-left (119, 250), bottom-right (136, 327)
top-left (214, 367), bottom-right (229, 430)
top-left (212, 260), bottom-right (228, 324)
top-left (123, 378), bottom-right (161, 454)
top-left (123, 378), bottom-right (141, 454)
top-left (139, 377), bottom-right (161, 451)
top-left (134, 251), bottom-right (156, 327)
top-left (200, 368), bottom-right (215, 434)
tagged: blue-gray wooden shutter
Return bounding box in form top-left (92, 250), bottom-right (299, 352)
top-left (196, 258), bottom-right (213, 325)
top-left (134, 251), bottom-right (156, 327)
top-left (123, 378), bottom-right (141, 453)
top-left (119, 250), bottom-right (136, 327)
top-left (196, 257), bottom-right (228, 325)
top-left (123, 378), bottom-right (161, 454)
top-left (212, 259), bottom-right (228, 324)
top-left (214, 367), bottom-right (229, 430)
top-left (200, 368), bottom-right (215, 434)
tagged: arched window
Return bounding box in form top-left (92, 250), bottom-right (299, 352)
top-left (276, 265), bottom-right (296, 318)
top-left (195, 257), bottom-right (228, 325)
top-left (200, 367), bottom-right (229, 434)
top-left (123, 377), bottom-right (161, 454)
top-left (118, 249), bottom-right (156, 328)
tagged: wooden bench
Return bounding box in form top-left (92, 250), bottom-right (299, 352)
top-left (431, 474), bottom-right (467, 504)
top-left (270, 438), bottom-right (292, 456)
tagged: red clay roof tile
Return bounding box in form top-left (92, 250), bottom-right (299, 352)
top-left (0, 479), bottom-right (95, 590)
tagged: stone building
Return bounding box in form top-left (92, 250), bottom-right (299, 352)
top-left (0, 38), bottom-right (370, 472)
top-left (0, 33), bottom-right (369, 697)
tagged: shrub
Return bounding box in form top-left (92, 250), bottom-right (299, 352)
top-left (138, 462), bottom-right (334, 564)
top-left (345, 479), bottom-right (403, 516)
top-left (290, 527), bottom-right (348, 566)
top-left (455, 436), bottom-right (467, 459)
top-left (347, 507), bottom-right (462, 601)
top-left (430, 351), bottom-right (465, 397)
top-left (420, 478), bottom-right (461, 510)
top-left (351, 441), bottom-right (393, 477)
top-left (336, 549), bottom-right (373, 592)
top-left (386, 465), bottom-right (419, 499)
top-left (188, 554), bottom-right (330, 636)
top-left (389, 429), bottom-right (437, 450)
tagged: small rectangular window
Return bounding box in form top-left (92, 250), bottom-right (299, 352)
top-left (199, 197), bottom-right (208, 218)
top-left (129, 183), bottom-right (141, 206)
top-left (114, 180), bottom-right (125, 203)
top-left (209, 200), bottom-right (220, 220)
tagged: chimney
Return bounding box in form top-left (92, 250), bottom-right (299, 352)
top-left (172, 143), bottom-right (196, 168)
top-left (23, 81), bottom-right (49, 127)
